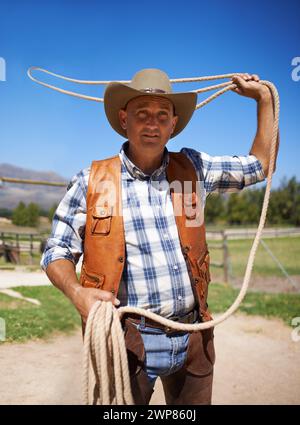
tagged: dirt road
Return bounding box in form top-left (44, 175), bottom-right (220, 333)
top-left (0, 314), bottom-right (299, 405)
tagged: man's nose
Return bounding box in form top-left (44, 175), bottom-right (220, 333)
top-left (146, 114), bottom-right (159, 127)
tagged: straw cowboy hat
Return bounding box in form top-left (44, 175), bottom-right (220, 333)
top-left (104, 68), bottom-right (197, 138)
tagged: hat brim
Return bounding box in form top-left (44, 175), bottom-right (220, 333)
top-left (104, 82), bottom-right (197, 138)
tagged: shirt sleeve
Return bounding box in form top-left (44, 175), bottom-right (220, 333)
top-left (40, 168), bottom-right (89, 271)
top-left (181, 147), bottom-right (266, 194)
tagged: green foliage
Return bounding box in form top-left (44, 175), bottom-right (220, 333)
top-left (12, 202), bottom-right (28, 226)
top-left (0, 208), bottom-right (13, 218)
top-left (267, 177), bottom-right (300, 225)
top-left (12, 202), bottom-right (40, 227)
top-left (205, 176), bottom-right (300, 226)
top-left (205, 193), bottom-right (225, 223)
top-left (27, 203), bottom-right (40, 227)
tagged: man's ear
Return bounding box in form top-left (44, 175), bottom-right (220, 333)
top-left (171, 115), bottom-right (179, 134)
top-left (119, 109), bottom-right (127, 130)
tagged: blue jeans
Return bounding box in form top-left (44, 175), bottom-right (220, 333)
top-left (134, 316), bottom-right (190, 386)
top-left (123, 316), bottom-right (215, 404)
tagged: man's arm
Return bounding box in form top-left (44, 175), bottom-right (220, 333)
top-left (232, 73), bottom-right (280, 175)
top-left (45, 259), bottom-right (120, 323)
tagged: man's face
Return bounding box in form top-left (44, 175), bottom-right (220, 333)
top-left (118, 95), bottom-right (178, 152)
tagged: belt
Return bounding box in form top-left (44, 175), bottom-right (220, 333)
top-left (123, 310), bottom-right (199, 335)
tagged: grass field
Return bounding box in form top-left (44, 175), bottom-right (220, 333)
top-left (0, 286), bottom-right (81, 343)
top-left (208, 283), bottom-right (300, 326)
top-left (208, 236), bottom-right (300, 280)
top-left (0, 283), bottom-right (300, 343)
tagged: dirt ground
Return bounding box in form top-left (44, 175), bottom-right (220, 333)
top-left (0, 314), bottom-right (299, 405)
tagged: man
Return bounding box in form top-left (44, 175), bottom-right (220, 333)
top-left (41, 68), bottom-right (279, 405)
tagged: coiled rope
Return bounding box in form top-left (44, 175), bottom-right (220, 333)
top-left (28, 68), bottom-right (279, 404)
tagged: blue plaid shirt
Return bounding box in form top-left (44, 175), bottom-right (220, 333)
top-left (41, 142), bottom-right (265, 318)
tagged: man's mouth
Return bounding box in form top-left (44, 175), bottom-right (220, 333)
top-left (142, 134), bottom-right (159, 138)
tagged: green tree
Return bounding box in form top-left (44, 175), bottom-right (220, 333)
top-left (226, 193), bottom-right (249, 225)
top-left (12, 202), bottom-right (28, 226)
top-left (27, 203), bottom-right (40, 227)
top-left (266, 176), bottom-right (300, 225)
top-left (205, 194), bottom-right (225, 224)
top-left (12, 202), bottom-right (40, 227)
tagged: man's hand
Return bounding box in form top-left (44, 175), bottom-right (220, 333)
top-left (230, 73), bottom-right (279, 176)
top-left (45, 259), bottom-right (121, 324)
top-left (231, 73), bottom-right (271, 102)
top-left (72, 286), bottom-right (120, 323)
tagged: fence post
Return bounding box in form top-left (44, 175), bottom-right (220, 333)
top-left (30, 234), bottom-right (33, 265)
top-left (222, 231), bottom-right (229, 284)
top-left (16, 233), bottom-right (19, 249)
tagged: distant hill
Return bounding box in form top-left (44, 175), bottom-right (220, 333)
top-left (0, 163), bottom-right (69, 210)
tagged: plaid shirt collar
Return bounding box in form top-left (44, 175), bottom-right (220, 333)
top-left (119, 141), bottom-right (169, 181)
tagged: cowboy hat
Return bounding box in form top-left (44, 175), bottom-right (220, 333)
top-left (104, 68), bottom-right (197, 138)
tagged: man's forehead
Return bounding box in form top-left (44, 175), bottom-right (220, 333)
top-left (126, 95), bottom-right (174, 110)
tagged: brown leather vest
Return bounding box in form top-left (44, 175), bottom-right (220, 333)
top-left (80, 153), bottom-right (212, 321)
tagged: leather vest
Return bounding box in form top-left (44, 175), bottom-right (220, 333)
top-left (80, 152), bottom-right (212, 321)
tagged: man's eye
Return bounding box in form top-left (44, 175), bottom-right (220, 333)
top-left (158, 112), bottom-right (168, 119)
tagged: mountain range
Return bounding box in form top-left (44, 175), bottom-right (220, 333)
top-left (0, 163), bottom-right (69, 210)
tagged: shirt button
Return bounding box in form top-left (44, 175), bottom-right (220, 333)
top-left (163, 233), bottom-right (168, 239)
top-left (178, 295), bottom-right (182, 301)
top-left (173, 265), bottom-right (178, 271)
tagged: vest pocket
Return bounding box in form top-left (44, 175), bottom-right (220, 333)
top-left (91, 205), bottom-right (112, 235)
top-left (80, 265), bottom-right (105, 289)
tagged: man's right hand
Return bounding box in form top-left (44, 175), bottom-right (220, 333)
top-left (45, 259), bottom-right (120, 323)
top-left (72, 286), bottom-right (120, 323)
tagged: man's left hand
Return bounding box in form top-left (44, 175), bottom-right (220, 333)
top-left (231, 73), bottom-right (271, 101)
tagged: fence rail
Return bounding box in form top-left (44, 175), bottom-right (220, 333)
top-left (207, 227), bottom-right (300, 240)
top-left (1, 228), bottom-right (299, 276)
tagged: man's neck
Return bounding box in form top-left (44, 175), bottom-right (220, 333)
top-left (125, 144), bottom-right (165, 176)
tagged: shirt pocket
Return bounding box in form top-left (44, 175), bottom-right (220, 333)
top-left (91, 205), bottom-right (112, 235)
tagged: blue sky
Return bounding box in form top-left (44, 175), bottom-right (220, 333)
top-left (0, 0), bottom-right (299, 187)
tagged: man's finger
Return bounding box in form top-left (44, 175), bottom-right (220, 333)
top-left (252, 74), bottom-right (260, 82)
top-left (98, 289), bottom-right (120, 306)
top-left (232, 75), bottom-right (247, 88)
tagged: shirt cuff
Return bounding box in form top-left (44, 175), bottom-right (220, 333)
top-left (40, 248), bottom-right (77, 271)
top-left (237, 154), bottom-right (266, 187)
